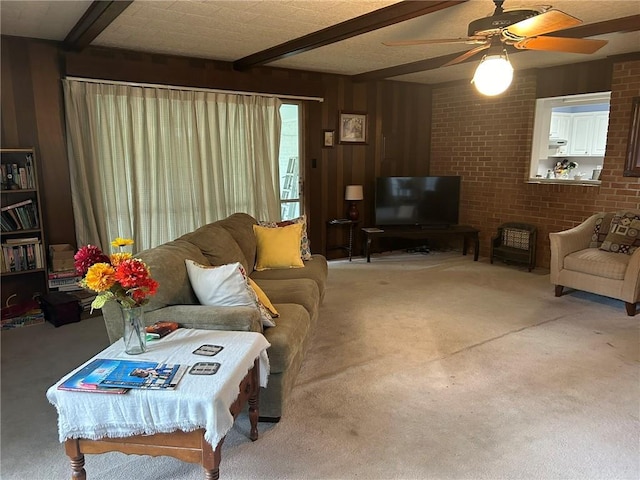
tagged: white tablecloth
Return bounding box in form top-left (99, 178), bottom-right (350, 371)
top-left (47, 329), bottom-right (270, 446)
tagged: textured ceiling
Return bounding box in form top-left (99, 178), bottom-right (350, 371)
top-left (1, 0), bottom-right (639, 85)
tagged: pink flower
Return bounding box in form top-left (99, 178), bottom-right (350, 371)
top-left (74, 245), bottom-right (110, 275)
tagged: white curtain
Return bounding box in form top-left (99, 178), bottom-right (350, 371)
top-left (63, 79), bottom-right (282, 252)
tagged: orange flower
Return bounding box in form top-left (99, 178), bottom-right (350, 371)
top-left (84, 263), bottom-right (116, 292)
top-left (110, 252), bottom-right (132, 266)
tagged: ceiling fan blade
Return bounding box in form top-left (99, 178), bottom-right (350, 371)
top-left (514, 36), bottom-right (608, 54)
top-left (506, 9), bottom-right (582, 39)
top-left (383, 37), bottom-right (481, 47)
top-left (441, 44), bottom-right (490, 67)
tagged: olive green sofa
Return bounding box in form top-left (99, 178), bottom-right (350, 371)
top-left (102, 213), bottom-right (328, 420)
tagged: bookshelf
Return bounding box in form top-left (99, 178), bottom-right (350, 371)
top-left (1, 148), bottom-right (48, 305)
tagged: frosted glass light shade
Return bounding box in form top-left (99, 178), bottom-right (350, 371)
top-left (345, 185), bottom-right (363, 201)
top-left (472, 54), bottom-right (514, 96)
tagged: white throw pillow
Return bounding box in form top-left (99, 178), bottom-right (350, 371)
top-left (184, 260), bottom-right (275, 327)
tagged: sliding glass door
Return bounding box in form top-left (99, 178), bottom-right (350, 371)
top-left (279, 103), bottom-right (302, 220)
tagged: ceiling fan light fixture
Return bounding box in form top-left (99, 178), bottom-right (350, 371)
top-left (472, 51), bottom-right (513, 96)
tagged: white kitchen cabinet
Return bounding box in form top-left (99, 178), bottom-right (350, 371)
top-left (568, 111), bottom-right (609, 156)
top-left (549, 112), bottom-right (571, 140)
top-left (591, 112), bottom-right (609, 156)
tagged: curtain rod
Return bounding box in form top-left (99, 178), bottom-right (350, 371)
top-left (64, 76), bottom-right (324, 103)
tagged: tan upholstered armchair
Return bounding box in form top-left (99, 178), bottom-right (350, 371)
top-left (549, 211), bottom-right (640, 316)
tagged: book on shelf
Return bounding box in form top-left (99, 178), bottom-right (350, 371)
top-left (1, 240), bottom-right (43, 272)
top-left (1, 154), bottom-right (35, 190)
top-left (98, 359), bottom-right (188, 390)
top-left (0, 199), bottom-right (38, 231)
top-left (57, 359), bottom-right (129, 394)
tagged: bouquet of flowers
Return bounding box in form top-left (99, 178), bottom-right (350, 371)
top-left (554, 159), bottom-right (579, 178)
top-left (74, 237), bottom-right (159, 311)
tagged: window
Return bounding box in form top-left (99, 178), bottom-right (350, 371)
top-left (529, 92), bottom-right (610, 183)
top-left (279, 103), bottom-right (301, 220)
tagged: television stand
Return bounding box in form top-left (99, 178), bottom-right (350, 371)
top-left (362, 225), bottom-right (479, 263)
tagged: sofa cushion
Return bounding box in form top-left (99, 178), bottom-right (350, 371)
top-left (136, 240), bottom-right (208, 311)
top-left (599, 211), bottom-right (640, 255)
top-left (180, 224), bottom-right (249, 271)
top-left (251, 278), bottom-right (320, 325)
top-left (214, 213), bottom-right (258, 273)
top-left (251, 254), bottom-right (328, 300)
top-left (253, 223), bottom-right (305, 271)
top-left (564, 248), bottom-right (630, 280)
top-left (185, 260), bottom-right (275, 327)
top-left (262, 303), bottom-right (310, 374)
top-left (258, 215), bottom-right (312, 260)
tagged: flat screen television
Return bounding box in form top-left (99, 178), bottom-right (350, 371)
top-left (375, 176), bottom-right (461, 227)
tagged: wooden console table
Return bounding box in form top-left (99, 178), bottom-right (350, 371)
top-left (47, 329), bottom-right (270, 480)
top-left (362, 225), bottom-right (480, 262)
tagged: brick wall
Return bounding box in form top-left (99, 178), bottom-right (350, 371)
top-left (431, 59), bottom-right (640, 268)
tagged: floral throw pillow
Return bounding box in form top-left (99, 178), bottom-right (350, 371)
top-left (258, 214), bottom-right (311, 260)
top-left (599, 211), bottom-right (640, 255)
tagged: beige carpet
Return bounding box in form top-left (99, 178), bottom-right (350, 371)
top-left (1, 251), bottom-right (638, 479)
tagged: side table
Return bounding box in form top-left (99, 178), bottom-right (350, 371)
top-left (47, 329), bottom-right (270, 480)
top-left (326, 219), bottom-right (359, 261)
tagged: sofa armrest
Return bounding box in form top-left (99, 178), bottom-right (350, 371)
top-left (147, 305), bottom-right (263, 332)
top-left (102, 302), bottom-right (262, 344)
top-left (621, 248), bottom-right (640, 303)
top-left (549, 214), bottom-right (599, 281)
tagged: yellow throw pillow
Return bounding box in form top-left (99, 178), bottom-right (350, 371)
top-left (248, 278), bottom-right (279, 318)
top-left (253, 223), bottom-right (305, 271)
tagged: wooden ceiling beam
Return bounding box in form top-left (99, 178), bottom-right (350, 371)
top-left (64, 1), bottom-right (133, 50)
top-left (352, 14), bottom-right (640, 82)
top-left (232, 1), bottom-right (467, 71)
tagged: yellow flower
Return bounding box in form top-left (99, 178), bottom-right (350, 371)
top-left (111, 237), bottom-right (134, 248)
top-left (110, 252), bottom-right (132, 266)
top-left (84, 263), bottom-right (116, 292)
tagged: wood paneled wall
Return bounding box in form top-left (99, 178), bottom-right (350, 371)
top-left (0, 36), bottom-right (432, 277)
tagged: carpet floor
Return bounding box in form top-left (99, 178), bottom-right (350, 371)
top-left (1, 251), bottom-right (638, 479)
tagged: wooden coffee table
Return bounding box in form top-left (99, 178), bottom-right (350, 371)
top-left (47, 329), bottom-right (270, 480)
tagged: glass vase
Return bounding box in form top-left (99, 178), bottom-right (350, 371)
top-left (122, 305), bottom-right (147, 355)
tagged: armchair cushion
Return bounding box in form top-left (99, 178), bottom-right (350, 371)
top-left (564, 248), bottom-right (630, 280)
top-left (599, 211), bottom-right (640, 255)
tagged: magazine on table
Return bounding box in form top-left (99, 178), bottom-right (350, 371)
top-left (57, 358), bottom-right (129, 394)
top-left (98, 359), bottom-right (188, 390)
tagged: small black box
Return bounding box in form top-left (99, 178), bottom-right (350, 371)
top-left (39, 291), bottom-right (82, 327)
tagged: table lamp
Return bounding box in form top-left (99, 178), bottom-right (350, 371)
top-left (345, 185), bottom-right (363, 221)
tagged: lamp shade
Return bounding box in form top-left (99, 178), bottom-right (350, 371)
top-left (345, 185), bottom-right (363, 201)
top-left (472, 53), bottom-right (513, 96)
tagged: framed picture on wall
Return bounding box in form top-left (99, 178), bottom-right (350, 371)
top-left (339, 112), bottom-right (367, 144)
top-left (323, 130), bottom-right (335, 148)
top-left (624, 96), bottom-right (640, 177)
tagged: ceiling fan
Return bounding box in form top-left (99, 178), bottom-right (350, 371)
top-left (384, 0), bottom-right (608, 68)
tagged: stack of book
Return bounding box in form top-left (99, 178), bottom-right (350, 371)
top-left (69, 290), bottom-right (97, 312)
top-left (58, 359), bottom-right (188, 393)
top-left (1, 299), bottom-right (45, 330)
top-left (48, 269), bottom-right (83, 292)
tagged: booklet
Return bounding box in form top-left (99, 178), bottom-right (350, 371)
top-left (98, 359), bottom-right (188, 390)
top-left (57, 358), bottom-right (129, 394)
